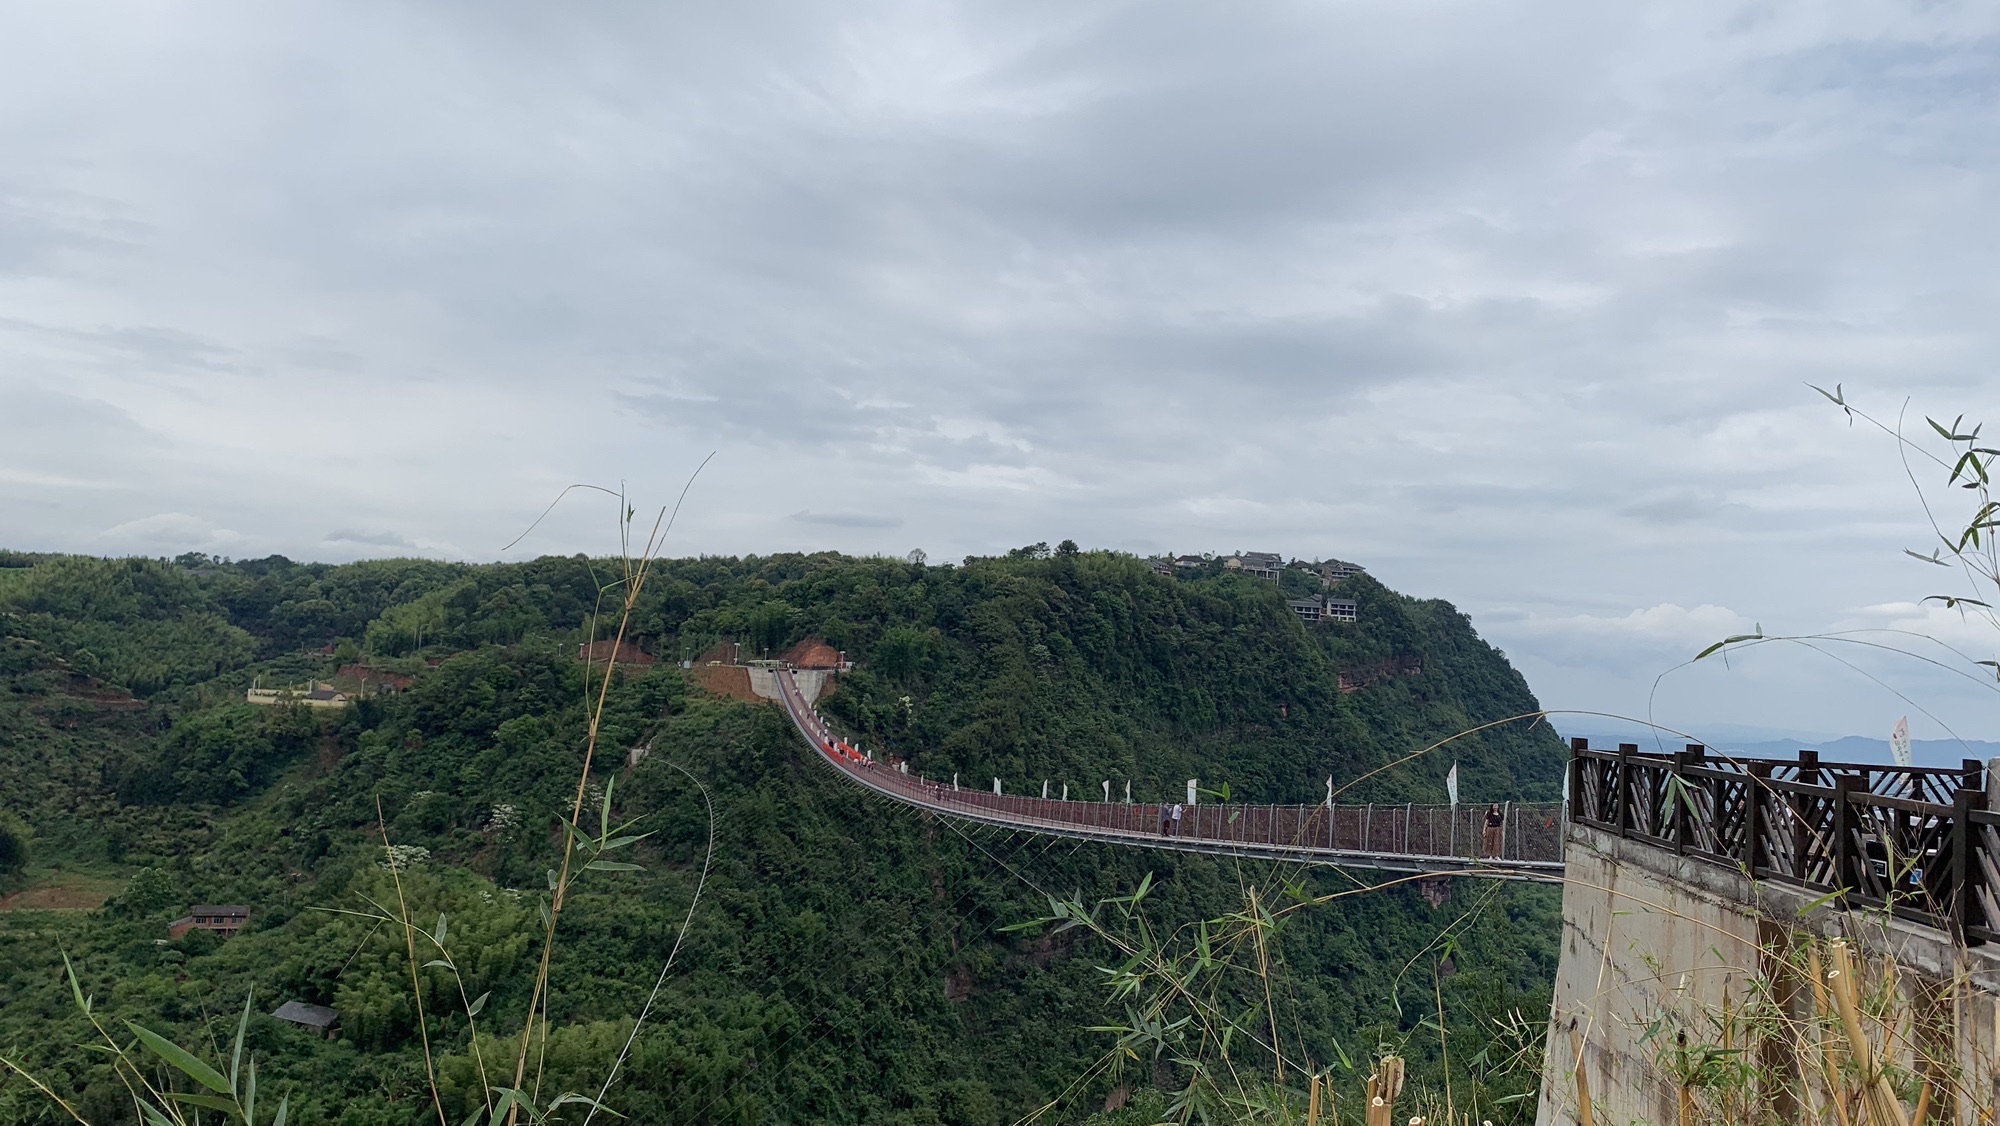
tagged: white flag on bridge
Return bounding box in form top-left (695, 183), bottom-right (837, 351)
top-left (1891, 715), bottom-right (1912, 769)
top-left (1446, 762), bottom-right (1459, 806)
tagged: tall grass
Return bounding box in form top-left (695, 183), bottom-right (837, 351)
top-left (0, 466), bottom-right (718, 1125)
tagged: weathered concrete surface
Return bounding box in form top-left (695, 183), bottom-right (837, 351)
top-left (1538, 823), bottom-right (2000, 1125)
top-left (747, 666), bottom-right (829, 704)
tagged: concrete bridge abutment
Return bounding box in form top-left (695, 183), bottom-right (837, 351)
top-left (1539, 822), bottom-right (2000, 1125)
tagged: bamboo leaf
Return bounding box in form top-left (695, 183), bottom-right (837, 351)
top-left (584, 860), bottom-right (642, 872)
top-left (546, 1092), bottom-right (623, 1117)
top-left (600, 775), bottom-right (616, 842)
top-left (127, 1022), bottom-right (232, 1093)
top-left (467, 991), bottom-right (490, 1018)
top-left (433, 913), bottom-right (447, 949)
top-left (599, 833), bottom-right (654, 851)
top-left (168, 1092), bottom-right (240, 1112)
top-left (231, 991), bottom-right (251, 1094)
top-left (273, 1093), bottom-right (289, 1126)
top-left (61, 951), bottom-right (90, 1015)
top-left (1695, 632), bottom-right (1764, 660)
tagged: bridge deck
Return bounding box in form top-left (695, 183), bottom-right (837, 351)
top-left (775, 670), bottom-right (1565, 881)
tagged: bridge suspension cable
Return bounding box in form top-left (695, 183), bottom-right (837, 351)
top-left (774, 669), bottom-right (1565, 881)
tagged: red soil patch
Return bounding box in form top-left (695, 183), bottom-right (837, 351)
top-left (578, 640), bottom-right (656, 666)
top-left (782, 638), bottom-right (844, 670)
top-left (688, 664), bottom-right (763, 703)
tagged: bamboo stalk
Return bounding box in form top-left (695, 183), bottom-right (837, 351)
top-left (1366, 1056), bottom-right (1405, 1126)
top-left (1810, 945), bottom-right (1855, 1126)
top-left (1569, 1028), bottom-right (1594, 1126)
top-left (1829, 941), bottom-right (1910, 1126)
top-left (1308, 1073), bottom-right (1320, 1126)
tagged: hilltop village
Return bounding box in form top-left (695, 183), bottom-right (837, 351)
top-left (1150, 550), bottom-right (1366, 623)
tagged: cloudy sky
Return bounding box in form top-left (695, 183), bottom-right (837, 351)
top-left (4, 2), bottom-right (1999, 740)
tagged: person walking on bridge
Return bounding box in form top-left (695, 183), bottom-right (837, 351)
top-left (1481, 803), bottom-right (1504, 858)
top-left (1159, 803), bottom-right (1172, 835)
top-left (1170, 802), bottom-right (1184, 837)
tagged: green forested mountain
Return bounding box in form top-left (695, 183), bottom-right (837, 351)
top-left (0, 546), bottom-right (1564, 1125)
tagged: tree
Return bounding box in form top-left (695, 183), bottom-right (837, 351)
top-left (0, 813), bottom-right (28, 878)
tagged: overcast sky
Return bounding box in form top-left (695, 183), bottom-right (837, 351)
top-left (4, 2), bottom-right (1999, 741)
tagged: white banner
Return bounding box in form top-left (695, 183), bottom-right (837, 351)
top-left (1446, 762), bottom-right (1459, 806)
top-left (1891, 716), bottom-right (1912, 769)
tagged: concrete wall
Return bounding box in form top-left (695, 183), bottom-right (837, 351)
top-left (747, 666), bottom-right (829, 705)
top-left (1539, 823), bottom-right (2000, 1125)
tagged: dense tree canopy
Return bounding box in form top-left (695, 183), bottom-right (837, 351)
top-left (0, 548), bottom-right (1564, 1124)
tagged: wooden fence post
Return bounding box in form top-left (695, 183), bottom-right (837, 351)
top-left (1953, 786), bottom-right (1981, 942)
top-left (1617, 743), bottom-right (1636, 839)
top-left (1832, 775), bottom-right (1856, 900)
top-left (1746, 762), bottom-right (1770, 879)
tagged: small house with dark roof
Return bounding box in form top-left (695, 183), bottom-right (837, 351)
top-left (1316, 559), bottom-right (1366, 585)
top-left (168, 905), bottom-right (250, 939)
top-left (272, 1001), bottom-right (340, 1038)
top-left (1224, 552), bottom-right (1284, 580)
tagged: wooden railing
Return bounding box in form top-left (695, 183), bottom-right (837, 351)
top-left (776, 668), bottom-right (1565, 874)
top-left (1569, 738), bottom-right (1996, 941)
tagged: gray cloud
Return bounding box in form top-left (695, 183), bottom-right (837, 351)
top-left (324, 529), bottom-right (422, 549)
top-left (790, 511), bottom-right (903, 529)
top-left (3, 1), bottom-right (1999, 737)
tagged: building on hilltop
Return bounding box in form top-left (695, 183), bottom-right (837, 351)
top-left (1146, 557), bottom-right (1176, 577)
top-left (246, 681), bottom-right (349, 709)
top-left (1173, 554), bottom-right (1209, 570)
top-left (1224, 551), bottom-right (1284, 580)
top-left (168, 905), bottom-right (250, 939)
top-left (1316, 559), bottom-right (1366, 585)
top-left (1286, 595), bottom-right (1359, 624)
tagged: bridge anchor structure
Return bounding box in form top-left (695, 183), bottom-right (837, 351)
top-left (774, 669), bottom-right (1565, 881)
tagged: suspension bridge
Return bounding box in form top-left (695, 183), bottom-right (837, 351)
top-left (773, 668), bottom-right (1568, 881)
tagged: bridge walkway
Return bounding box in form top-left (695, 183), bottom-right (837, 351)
top-left (774, 669), bottom-right (1565, 881)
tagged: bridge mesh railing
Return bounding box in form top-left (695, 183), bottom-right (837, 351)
top-left (777, 670), bottom-right (1564, 869)
top-left (1571, 739), bottom-right (1994, 941)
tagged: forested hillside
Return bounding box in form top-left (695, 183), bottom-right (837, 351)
top-left (0, 546), bottom-right (1565, 1125)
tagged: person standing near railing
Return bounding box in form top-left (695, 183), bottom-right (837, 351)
top-left (1481, 803), bottom-right (1504, 858)
top-left (1170, 802), bottom-right (1184, 837)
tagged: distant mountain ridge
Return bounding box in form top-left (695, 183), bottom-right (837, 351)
top-left (1560, 724), bottom-right (2000, 770)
